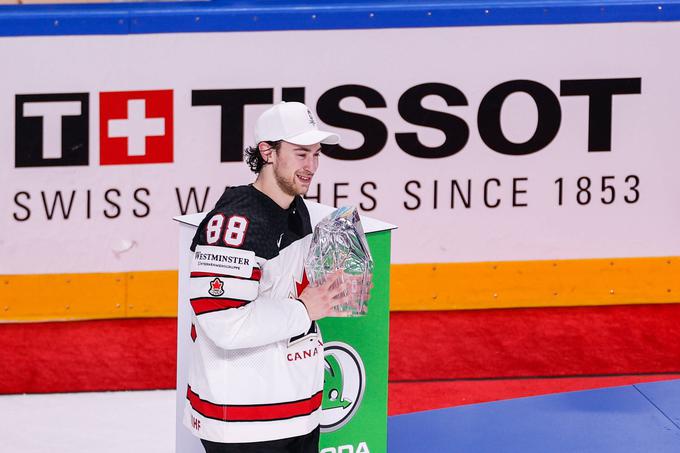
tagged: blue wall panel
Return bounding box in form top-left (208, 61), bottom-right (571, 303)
top-left (1, 1), bottom-right (680, 37)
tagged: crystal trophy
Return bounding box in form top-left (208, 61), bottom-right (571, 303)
top-left (305, 206), bottom-right (374, 316)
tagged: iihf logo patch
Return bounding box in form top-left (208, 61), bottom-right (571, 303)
top-left (306, 109), bottom-right (316, 126)
top-left (208, 278), bottom-right (225, 297)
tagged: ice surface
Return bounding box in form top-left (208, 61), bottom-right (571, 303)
top-left (0, 390), bottom-right (176, 453)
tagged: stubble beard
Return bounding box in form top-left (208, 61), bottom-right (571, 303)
top-left (274, 164), bottom-right (306, 197)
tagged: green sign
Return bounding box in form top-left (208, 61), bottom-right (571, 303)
top-left (318, 229), bottom-right (392, 453)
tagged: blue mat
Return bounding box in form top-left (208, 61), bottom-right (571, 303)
top-left (389, 379), bottom-right (680, 453)
top-left (635, 380), bottom-right (680, 428)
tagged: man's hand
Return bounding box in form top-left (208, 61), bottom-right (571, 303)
top-left (298, 271), bottom-right (353, 321)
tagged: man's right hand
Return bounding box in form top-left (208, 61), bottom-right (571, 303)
top-left (298, 270), bottom-right (353, 321)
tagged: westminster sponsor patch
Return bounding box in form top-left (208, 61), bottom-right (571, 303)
top-left (192, 245), bottom-right (255, 278)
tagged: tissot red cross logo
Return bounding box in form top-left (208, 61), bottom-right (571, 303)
top-left (99, 90), bottom-right (173, 165)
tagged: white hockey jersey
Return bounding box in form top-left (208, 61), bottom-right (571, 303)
top-left (183, 185), bottom-right (324, 443)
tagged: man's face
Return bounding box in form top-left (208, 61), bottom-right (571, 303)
top-left (271, 141), bottom-right (320, 196)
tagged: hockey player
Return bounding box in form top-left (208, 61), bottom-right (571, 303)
top-left (184, 102), bottom-right (352, 453)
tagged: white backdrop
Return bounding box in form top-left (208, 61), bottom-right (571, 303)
top-left (2, 22), bottom-right (680, 275)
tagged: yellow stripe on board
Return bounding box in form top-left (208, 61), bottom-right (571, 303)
top-left (0, 271), bottom-right (178, 322)
top-left (391, 256), bottom-right (680, 310)
top-left (1, 256), bottom-right (678, 321)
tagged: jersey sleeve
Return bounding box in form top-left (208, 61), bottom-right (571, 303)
top-left (189, 212), bottom-right (311, 350)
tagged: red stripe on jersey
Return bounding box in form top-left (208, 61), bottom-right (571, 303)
top-left (187, 386), bottom-right (322, 422)
top-left (190, 268), bottom-right (262, 281)
top-left (190, 298), bottom-right (248, 315)
top-left (190, 324), bottom-right (197, 342)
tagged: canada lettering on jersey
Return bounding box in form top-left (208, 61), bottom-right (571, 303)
top-left (287, 347), bottom-right (320, 362)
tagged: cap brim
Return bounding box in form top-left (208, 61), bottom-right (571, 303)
top-left (284, 129), bottom-right (340, 146)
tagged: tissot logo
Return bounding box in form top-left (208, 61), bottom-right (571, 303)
top-left (14, 90), bottom-right (173, 168)
top-left (99, 90), bottom-right (173, 165)
top-left (13, 78), bottom-right (640, 169)
top-left (15, 93), bottom-right (89, 167)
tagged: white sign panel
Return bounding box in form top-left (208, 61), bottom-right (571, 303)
top-left (2, 22), bottom-right (680, 274)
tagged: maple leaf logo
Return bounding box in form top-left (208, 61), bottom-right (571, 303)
top-left (294, 270), bottom-right (310, 298)
top-left (208, 278), bottom-right (225, 297)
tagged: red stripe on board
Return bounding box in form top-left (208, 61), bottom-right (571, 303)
top-left (190, 298), bottom-right (248, 315)
top-left (190, 268), bottom-right (262, 281)
top-left (3, 303), bottom-right (680, 398)
top-left (389, 304), bottom-right (680, 381)
top-left (0, 318), bottom-right (176, 394)
top-left (187, 386), bottom-right (322, 422)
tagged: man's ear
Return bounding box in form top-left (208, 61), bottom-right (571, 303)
top-left (258, 142), bottom-right (274, 164)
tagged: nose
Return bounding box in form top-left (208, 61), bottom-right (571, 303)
top-left (303, 153), bottom-right (318, 172)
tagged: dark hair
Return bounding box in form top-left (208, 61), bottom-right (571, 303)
top-left (244, 140), bottom-right (281, 173)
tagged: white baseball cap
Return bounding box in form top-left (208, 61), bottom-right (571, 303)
top-left (254, 102), bottom-right (340, 146)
